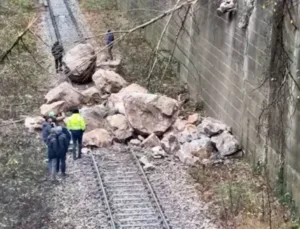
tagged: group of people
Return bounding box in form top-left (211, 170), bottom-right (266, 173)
top-left (51, 29), bottom-right (115, 73)
top-left (42, 108), bottom-right (86, 180)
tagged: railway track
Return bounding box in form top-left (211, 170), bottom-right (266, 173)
top-left (46, 0), bottom-right (85, 49)
top-left (84, 148), bottom-right (172, 229)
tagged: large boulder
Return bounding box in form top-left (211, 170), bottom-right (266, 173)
top-left (80, 105), bottom-right (109, 132)
top-left (83, 128), bottom-right (113, 147)
top-left (123, 93), bottom-right (179, 135)
top-left (106, 114), bottom-right (133, 140)
top-left (45, 82), bottom-right (82, 110)
top-left (81, 86), bottom-right (101, 104)
top-left (108, 83), bottom-right (148, 115)
top-left (92, 69), bottom-right (128, 94)
top-left (40, 101), bottom-right (65, 116)
top-left (64, 43), bottom-right (97, 84)
top-left (197, 117), bottom-right (232, 137)
top-left (211, 131), bottom-right (240, 156)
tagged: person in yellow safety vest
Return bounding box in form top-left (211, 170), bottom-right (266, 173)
top-left (66, 108), bottom-right (86, 160)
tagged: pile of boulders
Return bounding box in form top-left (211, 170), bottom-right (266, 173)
top-left (26, 43), bottom-right (243, 169)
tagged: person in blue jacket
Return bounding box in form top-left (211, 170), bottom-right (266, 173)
top-left (106, 29), bottom-right (114, 60)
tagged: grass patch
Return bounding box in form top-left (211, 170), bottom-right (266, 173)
top-left (189, 161), bottom-right (299, 228)
top-left (0, 1), bottom-right (50, 228)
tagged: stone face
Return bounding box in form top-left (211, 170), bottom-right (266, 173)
top-left (211, 131), bottom-right (240, 156)
top-left (142, 133), bottom-right (161, 148)
top-left (123, 93), bottom-right (179, 135)
top-left (24, 116), bottom-right (44, 131)
top-left (108, 83), bottom-right (148, 115)
top-left (178, 124), bottom-right (199, 143)
top-left (83, 128), bottom-right (112, 147)
top-left (40, 101), bottom-right (65, 116)
top-left (197, 117), bottom-right (231, 137)
top-left (45, 82), bottom-right (82, 110)
top-left (64, 43), bottom-right (97, 84)
top-left (80, 105), bottom-right (109, 132)
top-left (161, 133), bottom-right (180, 154)
top-left (92, 69), bottom-right (128, 94)
top-left (81, 86), bottom-right (101, 104)
top-left (107, 114), bottom-right (133, 140)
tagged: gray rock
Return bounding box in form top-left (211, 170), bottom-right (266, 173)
top-left (161, 133), bottom-right (180, 154)
top-left (142, 133), bottom-right (161, 148)
top-left (197, 117), bottom-right (232, 137)
top-left (211, 131), bottom-right (240, 156)
top-left (181, 137), bottom-right (214, 160)
top-left (151, 146), bottom-right (166, 159)
top-left (178, 124), bottom-right (199, 143)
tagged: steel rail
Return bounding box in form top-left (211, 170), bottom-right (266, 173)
top-left (130, 149), bottom-right (171, 229)
top-left (62, 0), bottom-right (85, 42)
top-left (90, 153), bottom-right (117, 229)
top-left (46, 0), bottom-right (62, 44)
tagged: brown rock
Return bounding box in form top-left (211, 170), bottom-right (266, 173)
top-left (187, 113), bottom-right (200, 124)
top-left (92, 69), bottom-right (128, 94)
top-left (142, 133), bottom-right (161, 148)
top-left (107, 114), bottom-right (133, 140)
top-left (80, 105), bottom-right (109, 132)
top-left (108, 83), bottom-right (148, 115)
top-left (81, 86), bottom-right (101, 104)
top-left (45, 82), bottom-right (82, 110)
top-left (64, 43), bottom-right (97, 84)
top-left (40, 101), bottom-right (65, 116)
top-left (173, 118), bottom-right (187, 132)
top-left (123, 93), bottom-right (179, 135)
top-left (83, 128), bottom-right (112, 147)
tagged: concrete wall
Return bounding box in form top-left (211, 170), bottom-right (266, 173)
top-left (117, 0), bottom-right (300, 207)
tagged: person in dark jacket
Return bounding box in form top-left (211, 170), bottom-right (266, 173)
top-left (42, 116), bottom-right (52, 144)
top-left (47, 128), bottom-right (59, 180)
top-left (106, 30), bottom-right (114, 60)
top-left (55, 126), bottom-right (68, 176)
top-left (51, 41), bottom-right (64, 73)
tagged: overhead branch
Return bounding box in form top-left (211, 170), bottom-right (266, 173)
top-left (146, 0), bottom-right (182, 83)
top-left (0, 17), bottom-right (37, 63)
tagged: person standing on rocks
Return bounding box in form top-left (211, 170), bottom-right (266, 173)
top-left (55, 126), bottom-right (68, 176)
top-left (47, 128), bottom-right (59, 180)
top-left (106, 29), bottom-right (114, 60)
top-left (51, 41), bottom-right (64, 73)
top-left (66, 108), bottom-right (86, 160)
